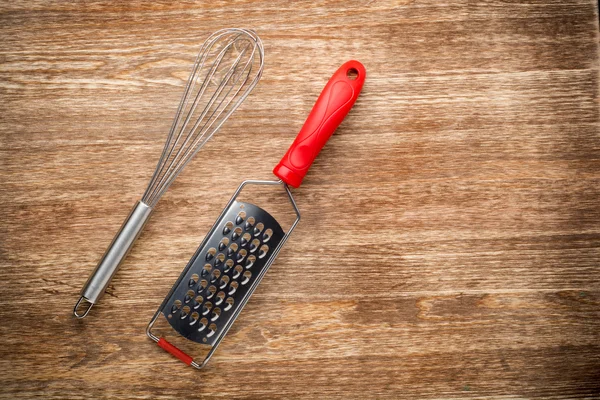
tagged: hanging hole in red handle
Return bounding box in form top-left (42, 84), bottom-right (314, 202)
top-left (346, 68), bottom-right (359, 80)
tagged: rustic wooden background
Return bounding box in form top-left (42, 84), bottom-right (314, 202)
top-left (1, 1), bottom-right (599, 399)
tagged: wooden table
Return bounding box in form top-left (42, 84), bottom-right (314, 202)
top-left (1, 1), bottom-right (599, 398)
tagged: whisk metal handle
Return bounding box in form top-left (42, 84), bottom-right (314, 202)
top-left (273, 60), bottom-right (366, 188)
top-left (74, 201), bottom-right (153, 318)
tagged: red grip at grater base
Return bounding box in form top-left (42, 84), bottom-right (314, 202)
top-left (273, 60), bottom-right (366, 188)
top-left (157, 337), bottom-right (193, 366)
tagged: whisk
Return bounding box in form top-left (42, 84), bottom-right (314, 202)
top-left (74, 28), bottom-right (264, 319)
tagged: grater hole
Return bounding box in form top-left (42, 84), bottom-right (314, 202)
top-left (236, 249), bottom-right (248, 263)
top-left (253, 223), bottom-right (264, 237)
top-left (245, 217), bottom-right (255, 231)
top-left (224, 297), bottom-right (234, 311)
top-left (232, 227), bottom-right (242, 241)
top-left (181, 305), bottom-right (191, 319)
top-left (206, 323), bottom-right (217, 337)
top-left (241, 271), bottom-right (252, 285)
top-left (201, 264), bottom-right (212, 278)
top-left (249, 238), bottom-right (260, 253)
top-left (202, 302), bottom-right (213, 316)
top-left (194, 295), bottom-right (203, 309)
top-left (215, 253), bottom-right (225, 266)
top-left (206, 285), bottom-right (217, 299)
top-left (219, 275), bottom-right (230, 289)
top-left (224, 259), bottom-right (234, 272)
top-left (227, 242), bottom-right (239, 257)
top-left (223, 221), bottom-right (234, 235)
top-left (184, 290), bottom-right (195, 303)
top-left (171, 299), bottom-right (182, 313)
top-left (228, 281), bottom-right (239, 295)
top-left (245, 255), bottom-right (256, 269)
top-left (215, 291), bottom-right (226, 305)
top-left (188, 273), bottom-right (199, 287)
top-left (210, 269), bottom-right (221, 284)
top-left (206, 247), bottom-right (217, 261)
top-left (241, 233), bottom-right (251, 247)
top-left (189, 312), bottom-right (199, 326)
top-left (263, 229), bottom-right (273, 243)
top-left (198, 317), bottom-right (208, 332)
top-left (218, 237), bottom-right (229, 251)
top-left (198, 279), bottom-right (208, 293)
top-left (233, 265), bottom-right (243, 280)
top-left (211, 307), bottom-right (221, 321)
top-left (258, 244), bottom-right (269, 259)
top-left (236, 211), bottom-right (246, 225)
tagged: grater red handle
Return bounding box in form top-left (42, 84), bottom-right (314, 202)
top-left (157, 337), bottom-right (193, 366)
top-left (273, 60), bottom-right (366, 188)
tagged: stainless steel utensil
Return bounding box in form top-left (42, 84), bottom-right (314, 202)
top-left (147, 60), bottom-right (366, 369)
top-left (74, 28), bottom-right (265, 318)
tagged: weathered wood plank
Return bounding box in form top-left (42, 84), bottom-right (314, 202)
top-left (1, 1), bottom-right (599, 398)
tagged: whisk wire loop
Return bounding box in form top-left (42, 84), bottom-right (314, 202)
top-left (142, 28), bottom-right (264, 207)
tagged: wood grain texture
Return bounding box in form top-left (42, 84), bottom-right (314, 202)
top-left (1, 0), bottom-right (600, 398)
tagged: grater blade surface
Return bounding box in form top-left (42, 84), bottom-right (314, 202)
top-left (161, 200), bottom-right (284, 346)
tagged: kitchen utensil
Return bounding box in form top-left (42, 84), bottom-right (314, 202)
top-left (146, 60), bottom-right (366, 369)
top-left (74, 28), bottom-right (265, 318)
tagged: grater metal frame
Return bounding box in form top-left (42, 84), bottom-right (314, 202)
top-left (146, 179), bottom-right (300, 369)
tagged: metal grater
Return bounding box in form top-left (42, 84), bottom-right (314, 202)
top-left (160, 197), bottom-right (289, 346)
top-left (147, 60), bottom-right (366, 369)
